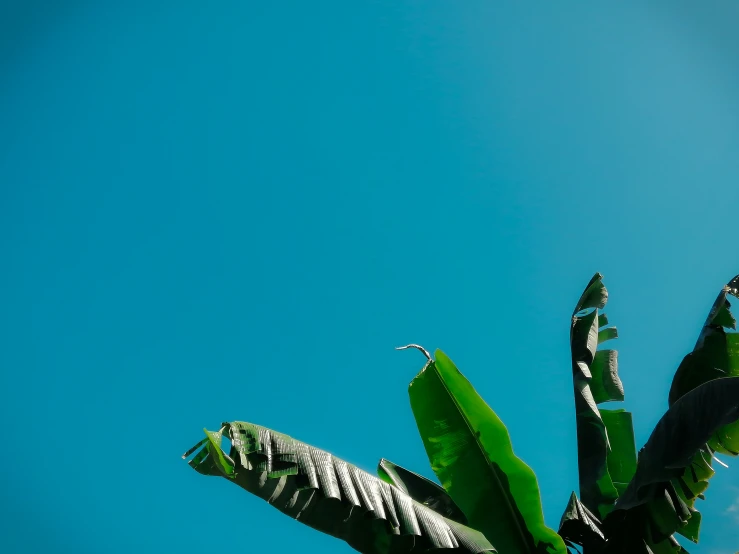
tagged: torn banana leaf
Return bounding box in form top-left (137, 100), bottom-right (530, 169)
top-left (667, 274), bottom-right (739, 456)
top-left (602, 506), bottom-right (690, 554)
top-left (184, 422), bottom-right (496, 554)
top-left (557, 492), bottom-right (605, 551)
top-left (603, 486), bottom-right (696, 553)
top-left (408, 349), bottom-right (566, 554)
top-left (615, 377), bottom-right (739, 511)
top-left (669, 274), bottom-right (739, 406)
top-left (570, 274), bottom-right (637, 519)
top-left (664, 275), bottom-right (739, 541)
top-left (603, 377), bottom-right (739, 552)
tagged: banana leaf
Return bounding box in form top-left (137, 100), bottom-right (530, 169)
top-left (407, 349), bottom-right (566, 554)
top-left (664, 274), bottom-right (739, 542)
top-left (183, 422), bottom-right (497, 554)
top-left (616, 377), bottom-right (739, 511)
top-left (669, 275), bottom-right (739, 405)
top-left (603, 376), bottom-right (739, 552)
top-left (667, 274), bottom-right (739, 457)
top-left (377, 458), bottom-right (468, 524)
top-left (570, 274), bottom-right (637, 519)
top-left (602, 507), bottom-right (689, 554)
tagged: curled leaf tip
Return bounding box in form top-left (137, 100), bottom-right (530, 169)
top-left (395, 344), bottom-right (432, 361)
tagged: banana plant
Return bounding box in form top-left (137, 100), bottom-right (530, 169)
top-left (184, 273), bottom-right (739, 554)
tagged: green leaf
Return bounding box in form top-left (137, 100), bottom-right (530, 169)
top-left (590, 351), bottom-right (624, 403)
top-left (601, 410), bottom-right (637, 496)
top-left (377, 458), bottom-right (468, 524)
top-left (570, 274), bottom-right (636, 519)
top-left (646, 485), bottom-right (691, 543)
top-left (408, 349), bottom-right (566, 554)
top-left (184, 422), bottom-right (496, 554)
top-left (675, 507), bottom-right (701, 543)
top-left (200, 427), bottom-right (235, 477)
top-left (598, 327), bottom-right (619, 344)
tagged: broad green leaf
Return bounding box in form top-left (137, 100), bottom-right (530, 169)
top-left (570, 274), bottom-right (636, 519)
top-left (408, 349), bottom-right (566, 554)
top-left (377, 458), bottom-right (468, 524)
top-left (184, 422), bottom-right (496, 554)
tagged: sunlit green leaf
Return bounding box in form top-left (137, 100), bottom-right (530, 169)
top-left (408, 350), bottom-right (566, 554)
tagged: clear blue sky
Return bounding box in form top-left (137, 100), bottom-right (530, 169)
top-left (2, 2), bottom-right (738, 553)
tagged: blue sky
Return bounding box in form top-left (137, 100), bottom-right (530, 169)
top-left (2, 2), bottom-right (739, 553)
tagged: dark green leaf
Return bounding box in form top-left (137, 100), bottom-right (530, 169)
top-left (377, 458), bottom-right (468, 524)
top-left (408, 350), bottom-right (566, 554)
top-left (615, 377), bottom-right (739, 511)
top-left (669, 274), bottom-right (739, 406)
top-left (184, 422), bottom-right (497, 554)
top-left (602, 506), bottom-right (691, 554)
top-left (576, 273), bottom-right (609, 311)
top-left (661, 275), bottom-right (739, 541)
top-left (557, 492), bottom-right (605, 551)
top-left (711, 304), bottom-right (735, 329)
top-left (572, 308), bottom-right (599, 365)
